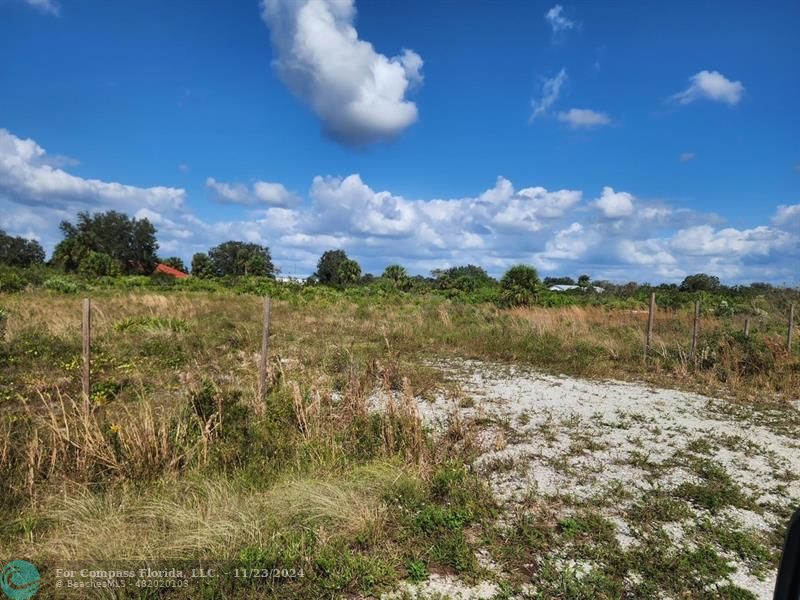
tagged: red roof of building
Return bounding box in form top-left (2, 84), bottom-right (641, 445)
top-left (154, 263), bottom-right (190, 279)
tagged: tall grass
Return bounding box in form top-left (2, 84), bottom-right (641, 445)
top-left (0, 288), bottom-right (796, 598)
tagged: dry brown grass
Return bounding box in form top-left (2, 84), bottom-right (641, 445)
top-left (24, 460), bottom-right (408, 563)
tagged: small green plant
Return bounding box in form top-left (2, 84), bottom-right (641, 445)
top-left (0, 270), bottom-right (25, 293)
top-left (676, 458), bottom-right (754, 513)
top-left (43, 276), bottom-right (80, 294)
top-left (406, 559), bottom-right (428, 581)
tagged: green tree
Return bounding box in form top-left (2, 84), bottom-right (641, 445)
top-left (315, 249), bottom-right (348, 285)
top-left (52, 210), bottom-right (158, 274)
top-left (314, 250), bottom-right (349, 285)
top-left (160, 256), bottom-right (187, 273)
top-left (382, 264), bottom-right (410, 290)
top-left (337, 258), bottom-right (362, 286)
top-left (432, 265), bottom-right (493, 291)
top-left (577, 274), bottom-right (591, 288)
top-left (680, 273), bottom-right (721, 292)
top-left (500, 265), bottom-right (540, 306)
top-left (0, 230), bottom-right (45, 267)
top-left (78, 251), bottom-right (121, 277)
top-left (50, 236), bottom-right (89, 272)
top-left (191, 253), bottom-right (214, 278)
top-left (207, 241), bottom-right (275, 277)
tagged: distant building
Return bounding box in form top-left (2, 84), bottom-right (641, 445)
top-left (548, 284), bottom-right (605, 293)
top-left (154, 263), bottom-right (190, 279)
top-left (276, 275), bottom-right (307, 284)
top-left (548, 284), bottom-right (579, 292)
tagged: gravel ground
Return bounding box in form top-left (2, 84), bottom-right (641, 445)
top-left (386, 360), bottom-right (800, 600)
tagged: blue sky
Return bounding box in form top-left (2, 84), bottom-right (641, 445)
top-left (1, 0), bottom-right (798, 283)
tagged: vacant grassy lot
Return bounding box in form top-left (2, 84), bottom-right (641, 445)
top-left (0, 288), bottom-right (798, 598)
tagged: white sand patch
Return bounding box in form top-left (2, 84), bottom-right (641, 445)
top-left (421, 360), bottom-right (800, 510)
top-left (382, 574), bottom-right (498, 599)
top-left (410, 359), bottom-right (800, 600)
top-left (375, 360), bottom-right (797, 600)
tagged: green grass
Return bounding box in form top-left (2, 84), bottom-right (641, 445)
top-left (0, 285), bottom-right (795, 598)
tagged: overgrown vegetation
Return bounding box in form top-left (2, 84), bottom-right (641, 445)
top-left (0, 274), bottom-right (796, 597)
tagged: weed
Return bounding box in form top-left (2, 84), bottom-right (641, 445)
top-left (676, 458), bottom-right (755, 513)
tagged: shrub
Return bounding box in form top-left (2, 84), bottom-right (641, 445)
top-left (382, 264), bottom-right (411, 291)
top-left (0, 270), bottom-right (25, 293)
top-left (78, 251), bottom-right (121, 277)
top-left (43, 277), bottom-right (80, 294)
top-left (500, 264), bottom-right (540, 307)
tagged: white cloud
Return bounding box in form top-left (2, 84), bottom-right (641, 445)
top-left (1, 127), bottom-right (797, 284)
top-left (670, 70), bottom-right (745, 106)
top-left (308, 174), bottom-right (419, 237)
top-left (530, 69), bottom-right (567, 122)
top-left (206, 177), bottom-right (301, 208)
top-left (23, 0), bottom-right (59, 16)
top-left (679, 152), bottom-right (695, 162)
top-left (595, 186), bottom-right (635, 218)
top-left (260, 0), bottom-right (423, 145)
top-left (618, 239), bottom-right (676, 266)
top-left (0, 129), bottom-right (186, 212)
top-left (773, 204), bottom-right (800, 229)
top-left (671, 225), bottom-right (794, 257)
top-left (479, 176), bottom-right (514, 203)
top-left (205, 178), bottom-right (249, 204)
top-left (557, 108), bottom-right (611, 128)
top-left (544, 5), bottom-right (575, 33)
top-left (539, 222), bottom-right (595, 260)
top-left (40, 154), bottom-right (79, 168)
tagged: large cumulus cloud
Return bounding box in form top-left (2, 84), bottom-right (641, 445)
top-left (260, 0), bottom-right (423, 145)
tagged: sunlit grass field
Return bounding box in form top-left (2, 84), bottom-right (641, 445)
top-left (0, 288), bottom-right (797, 598)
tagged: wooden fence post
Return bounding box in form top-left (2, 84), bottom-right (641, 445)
top-left (82, 298), bottom-right (91, 407)
top-left (789, 303), bottom-right (795, 350)
top-left (744, 318), bottom-right (750, 338)
top-left (690, 300), bottom-right (700, 358)
top-left (257, 296), bottom-right (272, 399)
top-left (645, 292), bottom-right (656, 356)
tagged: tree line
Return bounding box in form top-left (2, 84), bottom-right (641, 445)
top-left (0, 210), bottom-right (787, 301)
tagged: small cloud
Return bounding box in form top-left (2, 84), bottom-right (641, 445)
top-left (206, 177), bottom-right (301, 208)
top-left (773, 204), bottom-right (800, 229)
top-left (557, 108), bottom-right (611, 128)
top-left (23, 0), bottom-right (59, 15)
top-left (593, 46), bottom-right (606, 72)
top-left (679, 152), bottom-right (696, 162)
top-left (529, 69), bottom-right (567, 123)
top-left (178, 164), bottom-right (190, 174)
top-left (42, 154), bottom-right (79, 168)
top-left (545, 5), bottom-right (576, 34)
top-left (670, 70), bottom-right (744, 106)
top-left (595, 186), bottom-right (635, 218)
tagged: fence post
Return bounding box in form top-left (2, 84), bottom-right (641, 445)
top-left (789, 303), bottom-right (795, 350)
top-left (82, 298), bottom-right (91, 408)
top-left (690, 300), bottom-right (700, 358)
top-left (744, 317), bottom-right (750, 338)
top-left (257, 296), bottom-right (272, 399)
top-left (645, 292), bottom-right (656, 356)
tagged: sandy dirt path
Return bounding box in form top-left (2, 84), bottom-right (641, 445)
top-left (387, 360), bottom-right (800, 600)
